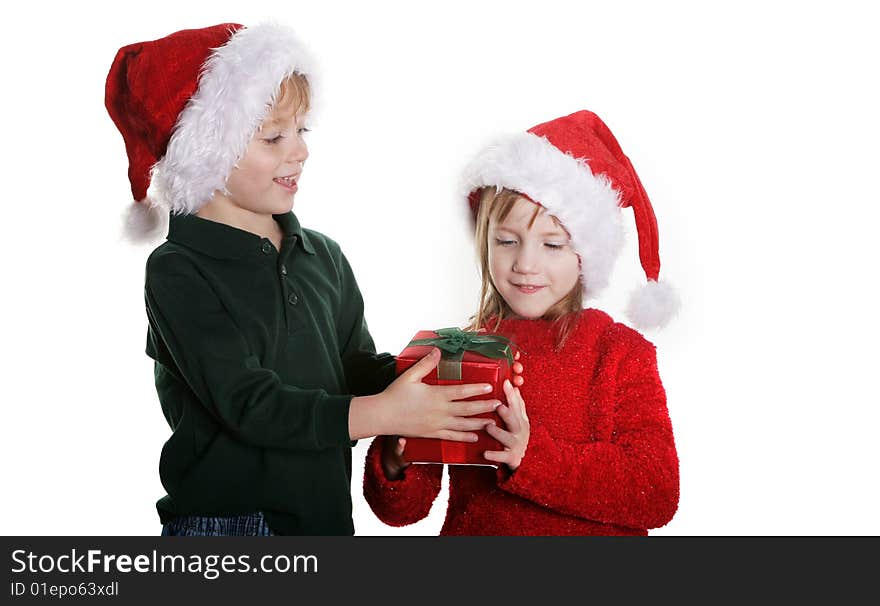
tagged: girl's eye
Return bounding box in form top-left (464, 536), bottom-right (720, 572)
top-left (545, 242), bottom-right (565, 250)
top-left (495, 237), bottom-right (517, 247)
top-left (297, 127), bottom-right (311, 136)
top-left (263, 135), bottom-right (283, 145)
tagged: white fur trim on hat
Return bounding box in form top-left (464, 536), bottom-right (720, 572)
top-left (150, 22), bottom-right (317, 217)
top-left (462, 132), bottom-right (625, 299)
top-left (626, 279), bottom-right (680, 331)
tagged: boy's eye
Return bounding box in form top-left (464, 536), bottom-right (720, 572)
top-left (263, 128), bottom-right (308, 143)
top-left (297, 127), bottom-right (311, 136)
top-left (544, 242), bottom-right (565, 250)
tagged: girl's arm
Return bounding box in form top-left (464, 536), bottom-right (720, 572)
top-left (363, 436), bottom-right (443, 527)
top-left (495, 334), bottom-right (679, 530)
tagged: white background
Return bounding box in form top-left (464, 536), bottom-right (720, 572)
top-left (1, 0), bottom-right (878, 536)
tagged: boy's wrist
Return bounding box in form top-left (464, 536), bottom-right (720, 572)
top-left (349, 393), bottom-right (390, 440)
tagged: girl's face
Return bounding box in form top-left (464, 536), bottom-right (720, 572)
top-left (221, 105), bottom-right (309, 215)
top-left (488, 196), bottom-right (581, 319)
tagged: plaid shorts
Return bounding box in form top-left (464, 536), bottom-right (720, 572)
top-left (161, 511), bottom-right (274, 536)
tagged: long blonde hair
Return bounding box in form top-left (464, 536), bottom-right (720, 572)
top-left (467, 187), bottom-right (583, 349)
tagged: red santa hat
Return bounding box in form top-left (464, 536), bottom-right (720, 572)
top-left (105, 22), bottom-right (317, 243)
top-left (462, 110), bottom-right (679, 331)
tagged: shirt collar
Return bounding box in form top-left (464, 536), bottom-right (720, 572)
top-left (275, 212), bottom-right (316, 255)
top-left (166, 212), bottom-right (316, 259)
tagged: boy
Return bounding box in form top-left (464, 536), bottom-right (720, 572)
top-left (105, 22), bottom-right (500, 535)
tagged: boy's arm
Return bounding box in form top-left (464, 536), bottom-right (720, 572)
top-left (336, 250), bottom-right (397, 396)
top-left (146, 252), bottom-right (354, 451)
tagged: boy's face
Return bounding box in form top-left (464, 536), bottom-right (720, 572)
top-left (221, 105), bottom-right (309, 216)
top-left (488, 197), bottom-right (581, 320)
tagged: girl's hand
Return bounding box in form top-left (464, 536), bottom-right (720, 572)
top-left (381, 436), bottom-right (410, 481)
top-left (512, 351), bottom-right (524, 387)
top-left (483, 379), bottom-right (530, 471)
top-left (477, 329), bottom-right (524, 387)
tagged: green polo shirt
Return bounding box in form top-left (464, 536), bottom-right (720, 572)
top-left (144, 211), bottom-right (396, 535)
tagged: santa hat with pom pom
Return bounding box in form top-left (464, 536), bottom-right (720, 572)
top-left (105, 22), bottom-right (317, 243)
top-left (462, 110), bottom-right (679, 331)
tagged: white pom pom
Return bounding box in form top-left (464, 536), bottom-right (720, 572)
top-left (625, 279), bottom-right (681, 331)
top-left (122, 200), bottom-right (168, 244)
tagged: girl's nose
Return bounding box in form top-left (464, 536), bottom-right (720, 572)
top-left (513, 247), bottom-right (538, 273)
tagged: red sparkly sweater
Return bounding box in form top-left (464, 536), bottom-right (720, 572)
top-left (363, 309), bottom-right (679, 535)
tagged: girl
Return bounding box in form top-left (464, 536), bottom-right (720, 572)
top-left (363, 110), bottom-right (680, 535)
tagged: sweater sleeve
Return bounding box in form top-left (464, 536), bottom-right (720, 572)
top-left (363, 436), bottom-right (443, 527)
top-left (145, 252), bottom-right (353, 451)
top-left (335, 250), bottom-right (397, 397)
top-left (496, 334), bottom-right (679, 530)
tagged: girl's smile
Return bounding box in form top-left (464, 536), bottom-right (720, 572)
top-left (511, 283), bottom-right (547, 294)
top-left (488, 196), bottom-right (580, 319)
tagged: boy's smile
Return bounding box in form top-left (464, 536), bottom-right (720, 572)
top-left (196, 104), bottom-right (309, 242)
top-left (217, 106), bottom-right (309, 216)
top-left (273, 173), bottom-right (300, 193)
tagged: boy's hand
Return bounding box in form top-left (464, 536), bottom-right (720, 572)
top-left (483, 379), bottom-right (530, 471)
top-left (349, 348), bottom-right (499, 441)
top-left (386, 347), bottom-right (500, 441)
top-left (381, 436), bottom-right (410, 480)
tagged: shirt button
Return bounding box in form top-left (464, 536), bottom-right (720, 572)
top-left (281, 265), bottom-right (288, 275)
top-left (261, 241), bottom-right (273, 254)
top-left (288, 292), bottom-right (299, 306)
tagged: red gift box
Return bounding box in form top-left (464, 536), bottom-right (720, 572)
top-left (396, 328), bottom-right (516, 465)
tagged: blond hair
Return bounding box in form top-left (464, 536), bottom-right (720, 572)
top-left (467, 187), bottom-right (583, 349)
top-left (270, 72), bottom-right (311, 118)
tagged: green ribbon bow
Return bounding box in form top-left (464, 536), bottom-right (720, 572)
top-left (408, 328), bottom-right (516, 380)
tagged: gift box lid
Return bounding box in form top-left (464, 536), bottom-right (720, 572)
top-left (398, 328), bottom-right (516, 367)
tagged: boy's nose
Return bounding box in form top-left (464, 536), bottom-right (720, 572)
top-left (289, 139), bottom-right (309, 164)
